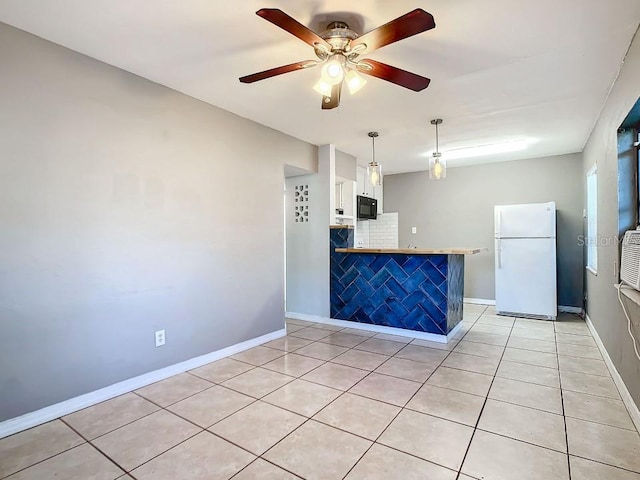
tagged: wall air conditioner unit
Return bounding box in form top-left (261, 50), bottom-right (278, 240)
top-left (620, 230), bottom-right (640, 291)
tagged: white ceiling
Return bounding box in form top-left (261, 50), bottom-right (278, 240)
top-left (1, 0), bottom-right (639, 174)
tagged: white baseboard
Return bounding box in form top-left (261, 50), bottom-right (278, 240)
top-left (559, 305), bottom-right (584, 314)
top-left (286, 312), bottom-right (460, 344)
top-left (585, 314), bottom-right (640, 433)
top-left (0, 328), bottom-right (286, 440)
top-left (464, 298), bottom-right (496, 305)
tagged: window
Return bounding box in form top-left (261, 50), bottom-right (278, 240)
top-left (587, 165), bottom-right (598, 274)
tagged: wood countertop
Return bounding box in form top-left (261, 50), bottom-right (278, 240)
top-left (335, 248), bottom-right (487, 255)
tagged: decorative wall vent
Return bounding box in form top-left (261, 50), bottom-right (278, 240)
top-left (294, 184), bottom-right (310, 223)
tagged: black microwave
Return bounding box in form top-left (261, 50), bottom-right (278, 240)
top-left (357, 195), bottom-right (377, 220)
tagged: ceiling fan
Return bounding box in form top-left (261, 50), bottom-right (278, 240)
top-left (239, 8), bottom-right (436, 109)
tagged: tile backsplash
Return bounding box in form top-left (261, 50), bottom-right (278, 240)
top-left (356, 213), bottom-right (398, 248)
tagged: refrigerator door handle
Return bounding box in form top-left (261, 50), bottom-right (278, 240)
top-left (496, 239), bottom-right (502, 269)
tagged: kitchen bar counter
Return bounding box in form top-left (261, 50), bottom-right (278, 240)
top-left (330, 227), bottom-right (485, 339)
top-left (335, 247), bottom-right (485, 255)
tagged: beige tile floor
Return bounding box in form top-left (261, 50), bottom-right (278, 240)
top-left (2, 304), bottom-right (640, 479)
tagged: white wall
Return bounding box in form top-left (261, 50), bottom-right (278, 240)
top-left (0, 23), bottom-right (316, 421)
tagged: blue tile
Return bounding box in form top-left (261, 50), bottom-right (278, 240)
top-left (330, 245), bottom-right (460, 335)
top-left (339, 282), bottom-right (360, 304)
top-left (369, 267), bottom-right (392, 289)
top-left (399, 255), bottom-right (423, 275)
top-left (340, 265), bottom-right (360, 287)
top-left (402, 269), bottom-right (427, 292)
top-left (370, 303), bottom-right (394, 326)
top-left (369, 255), bottom-right (391, 271)
top-left (387, 296), bottom-right (410, 318)
top-left (353, 307), bottom-right (374, 324)
top-left (401, 291), bottom-right (425, 312)
top-left (354, 275), bottom-right (376, 299)
top-left (386, 279), bottom-right (407, 302)
top-left (384, 259), bottom-right (409, 283)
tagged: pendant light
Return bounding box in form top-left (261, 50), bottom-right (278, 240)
top-left (429, 119), bottom-right (446, 180)
top-left (367, 132), bottom-right (382, 186)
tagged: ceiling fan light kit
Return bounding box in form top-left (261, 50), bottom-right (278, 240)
top-left (240, 8), bottom-right (436, 109)
top-left (345, 70), bottom-right (367, 95)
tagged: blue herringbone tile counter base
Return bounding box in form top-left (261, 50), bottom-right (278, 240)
top-left (330, 228), bottom-right (463, 335)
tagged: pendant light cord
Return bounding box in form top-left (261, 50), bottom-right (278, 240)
top-left (435, 121), bottom-right (439, 154)
top-left (372, 134), bottom-right (376, 163)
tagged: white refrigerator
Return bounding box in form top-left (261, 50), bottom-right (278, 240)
top-left (494, 202), bottom-right (557, 320)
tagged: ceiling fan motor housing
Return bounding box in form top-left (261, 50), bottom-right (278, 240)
top-left (315, 21), bottom-right (359, 58)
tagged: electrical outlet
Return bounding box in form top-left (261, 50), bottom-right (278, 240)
top-left (155, 329), bottom-right (166, 347)
top-left (411, 227), bottom-right (417, 234)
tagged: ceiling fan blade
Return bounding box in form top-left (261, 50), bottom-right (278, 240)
top-left (357, 59), bottom-right (431, 91)
top-left (349, 9), bottom-right (435, 54)
top-left (321, 82), bottom-right (342, 110)
top-left (239, 60), bottom-right (318, 83)
top-left (257, 8), bottom-right (332, 51)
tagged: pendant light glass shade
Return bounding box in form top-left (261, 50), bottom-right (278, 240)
top-left (429, 154), bottom-right (446, 180)
top-left (367, 132), bottom-right (382, 186)
top-left (429, 119), bottom-right (446, 180)
top-left (367, 161), bottom-right (382, 186)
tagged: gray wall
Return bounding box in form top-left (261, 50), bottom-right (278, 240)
top-left (582, 25), bottom-right (640, 408)
top-left (285, 146), bottom-right (337, 317)
top-left (286, 172), bottom-right (328, 316)
top-left (0, 23), bottom-right (316, 421)
top-left (384, 153), bottom-right (584, 307)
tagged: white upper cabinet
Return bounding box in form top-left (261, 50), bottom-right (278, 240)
top-left (356, 166), bottom-right (370, 197)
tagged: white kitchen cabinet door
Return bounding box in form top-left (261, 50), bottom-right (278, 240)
top-left (356, 167), bottom-right (366, 196)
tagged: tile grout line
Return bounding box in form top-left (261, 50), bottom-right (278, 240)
top-left (58, 358), bottom-right (294, 476)
top-left (556, 321), bottom-right (573, 480)
top-left (341, 307), bottom-right (491, 480)
top-left (59, 418), bottom-right (130, 478)
top-left (0, 440), bottom-right (98, 480)
top-left (339, 332), bottom-right (467, 478)
top-left (257, 313), bottom-right (479, 478)
top-left (453, 309), bottom-right (514, 479)
top-left (216, 321), bottom-right (434, 478)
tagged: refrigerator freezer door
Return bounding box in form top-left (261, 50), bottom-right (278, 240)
top-left (495, 202), bottom-right (556, 238)
top-left (495, 237), bottom-right (557, 319)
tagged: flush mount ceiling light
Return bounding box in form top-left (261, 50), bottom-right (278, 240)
top-left (367, 132), bottom-right (382, 187)
top-left (445, 139), bottom-right (532, 160)
top-left (429, 119), bottom-right (446, 180)
top-left (239, 9), bottom-right (436, 109)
